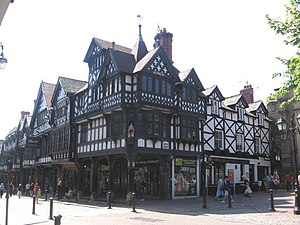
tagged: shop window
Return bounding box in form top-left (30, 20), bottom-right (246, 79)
top-left (174, 158), bottom-right (197, 196)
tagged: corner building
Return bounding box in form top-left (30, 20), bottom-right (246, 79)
top-left (73, 25), bottom-right (271, 200)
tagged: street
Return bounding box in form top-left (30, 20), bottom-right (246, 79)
top-left (0, 190), bottom-right (299, 225)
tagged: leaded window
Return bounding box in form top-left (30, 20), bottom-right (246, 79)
top-left (181, 117), bottom-right (198, 140)
top-left (214, 130), bottom-right (223, 149)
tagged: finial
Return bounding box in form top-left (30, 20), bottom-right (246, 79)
top-left (137, 15), bottom-right (142, 26)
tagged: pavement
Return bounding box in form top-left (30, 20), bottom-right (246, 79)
top-left (0, 190), bottom-right (300, 225)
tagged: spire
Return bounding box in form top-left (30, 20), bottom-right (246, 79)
top-left (131, 15), bottom-right (148, 62)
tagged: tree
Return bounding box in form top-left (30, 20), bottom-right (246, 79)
top-left (266, 0), bottom-right (300, 107)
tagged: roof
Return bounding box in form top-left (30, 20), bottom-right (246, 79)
top-left (59, 76), bottom-right (87, 94)
top-left (203, 85), bottom-right (217, 96)
top-left (109, 49), bottom-right (136, 74)
top-left (223, 94), bottom-right (242, 107)
top-left (43, 82), bottom-right (56, 108)
top-left (94, 38), bottom-right (132, 54)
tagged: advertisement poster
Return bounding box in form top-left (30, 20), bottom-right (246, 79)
top-left (228, 169), bottom-right (234, 183)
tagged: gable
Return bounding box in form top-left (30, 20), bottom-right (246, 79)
top-left (134, 47), bottom-right (179, 82)
top-left (52, 83), bottom-right (66, 105)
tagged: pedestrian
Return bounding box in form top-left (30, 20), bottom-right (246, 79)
top-left (284, 171), bottom-right (292, 192)
top-left (215, 177), bottom-right (225, 202)
top-left (16, 184), bottom-right (22, 199)
top-left (0, 182), bottom-right (5, 198)
top-left (265, 174), bottom-right (273, 193)
top-left (8, 182), bottom-right (14, 197)
top-left (34, 183), bottom-right (40, 203)
top-left (272, 172), bottom-right (280, 193)
top-left (25, 182), bottom-right (30, 196)
top-left (29, 183), bottom-right (34, 196)
top-left (57, 180), bottom-right (63, 201)
top-left (242, 177), bottom-right (255, 206)
top-left (223, 175), bottom-right (233, 203)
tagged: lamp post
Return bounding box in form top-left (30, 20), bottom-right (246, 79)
top-left (276, 114), bottom-right (300, 215)
top-left (0, 42), bottom-right (8, 70)
top-left (5, 159), bottom-right (11, 225)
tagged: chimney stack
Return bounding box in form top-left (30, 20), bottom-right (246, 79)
top-left (153, 28), bottom-right (173, 61)
top-left (240, 85), bottom-right (254, 104)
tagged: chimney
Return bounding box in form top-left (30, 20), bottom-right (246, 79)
top-left (111, 41), bottom-right (115, 50)
top-left (153, 28), bottom-right (173, 61)
top-left (240, 85), bottom-right (254, 104)
top-left (21, 111), bottom-right (30, 120)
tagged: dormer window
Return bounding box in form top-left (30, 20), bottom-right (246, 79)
top-left (237, 108), bottom-right (244, 121)
top-left (211, 100), bottom-right (219, 115)
top-left (258, 114), bottom-right (265, 126)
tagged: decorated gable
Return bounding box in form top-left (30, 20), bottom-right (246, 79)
top-left (147, 54), bottom-right (170, 76)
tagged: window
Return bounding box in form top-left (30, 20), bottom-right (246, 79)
top-left (181, 117), bottom-right (198, 140)
top-left (237, 108), bottom-right (244, 121)
top-left (182, 86), bottom-right (197, 102)
top-left (211, 100), bottom-right (219, 115)
top-left (214, 130), bottom-right (223, 149)
top-left (143, 112), bottom-right (170, 137)
top-left (255, 137), bottom-right (261, 153)
top-left (111, 113), bottom-right (123, 136)
top-left (37, 109), bottom-right (47, 126)
top-left (80, 123), bottom-right (88, 144)
top-left (258, 114), bottom-right (264, 126)
top-left (142, 76), bottom-right (171, 97)
top-left (236, 133), bottom-right (244, 151)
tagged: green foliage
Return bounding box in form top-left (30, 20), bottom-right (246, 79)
top-left (266, 0), bottom-right (300, 108)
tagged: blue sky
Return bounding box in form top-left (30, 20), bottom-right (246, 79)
top-left (0, 0), bottom-right (295, 139)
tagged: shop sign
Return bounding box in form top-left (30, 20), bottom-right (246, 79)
top-left (175, 158), bottom-right (196, 167)
top-left (26, 137), bottom-right (40, 148)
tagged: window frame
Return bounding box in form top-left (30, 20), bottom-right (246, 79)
top-left (236, 133), bottom-right (244, 151)
top-left (214, 129), bottom-right (223, 150)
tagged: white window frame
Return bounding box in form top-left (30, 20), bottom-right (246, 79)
top-left (211, 100), bottom-right (219, 115)
top-left (236, 133), bottom-right (244, 151)
top-left (215, 130), bottom-right (223, 150)
top-left (255, 137), bottom-right (261, 153)
top-left (258, 114), bottom-right (265, 126)
top-left (237, 108), bottom-right (244, 121)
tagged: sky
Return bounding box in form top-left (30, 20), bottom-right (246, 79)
top-left (0, 0), bottom-right (296, 139)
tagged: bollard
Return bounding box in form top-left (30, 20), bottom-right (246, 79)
top-left (294, 187), bottom-right (300, 215)
top-left (49, 197), bottom-right (54, 220)
top-left (54, 214), bottom-right (62, 225)
top-left (45, 189), bottom-right (48, 201)
top-left (269, 189), bottom-right (276, 212)
top-left (132, 192), bottom-right (137, 212)
top-left (107, 191), bottom-right (112, 209)
top-left (228, 190), bottom-right (232, 208)
top-left (202, 185), bottom-right (207, 209)
top-left (32, 195), bottom-right (36, 214)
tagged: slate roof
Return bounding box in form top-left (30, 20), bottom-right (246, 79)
top-left (223, 94), bottom-right (243, 107)
top-left (203, 85), bottom-right (217, 96)
top-left (110, 49), bottom-right (136, 74)
top-left (59, 76), bottom-right (87, 94)
top-left (94, 38), bottom-right (132, 54)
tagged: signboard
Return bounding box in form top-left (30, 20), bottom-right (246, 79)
top-left (26, 137), bottom-right (40, 148)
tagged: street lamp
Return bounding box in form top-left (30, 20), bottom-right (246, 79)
top-left (0, 42), bottom-right (8, 70)
top-left (276, 114), bottom-right (300, 215)
top-left (5, 159), bottom-right (12, 225)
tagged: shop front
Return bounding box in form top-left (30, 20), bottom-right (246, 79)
top-left (172, 157), bottom-right (199, 198)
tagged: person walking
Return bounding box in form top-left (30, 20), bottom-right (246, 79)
top-left (272, 172), bottom-right (280, 193)
top-left (284, 171), bottom-right (292, 192)
top-left (242, 176), bottom-right (255, 206)
top-left (215, 177), bottom-right (225, 202)
top-left (16, 184), bottom-right (22, 199)
top-left (34, 183), bottom-right (40, 203)
top-left (223, 175), bottom-right (233, 203)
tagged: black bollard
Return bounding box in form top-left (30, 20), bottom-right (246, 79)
top-left (269, 189), bottom-right (276, 212)
top-left (107, 191), bottom-right (112, 209)
top-left (132, 192), bottom-right (137, 212)
top-left (228, 190), bottom-right (232, 208)
top-left (294, 187), bottom-right (300, 215)
top-left (45, 189), bottom-right (48, 201)
top-left (54, 214), bottom-right (62, 225)
top-left (49, 197), bottom-right (54, 220)
top-left (32, 195), bottom-right (36, 214)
